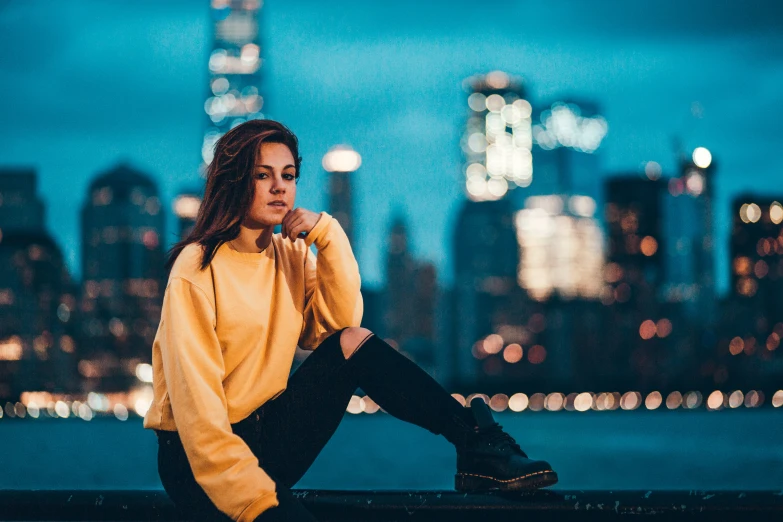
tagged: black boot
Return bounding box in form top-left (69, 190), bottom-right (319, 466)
top-left (454, 397), bottom-right (558, 492)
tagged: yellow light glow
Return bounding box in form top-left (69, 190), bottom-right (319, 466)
top-left (483, 334), bottom-right (504, 354)
top-left (54, 401), bottom-right (70, 418)
top-left (508, 393), bottom-right (529, 412)
top-left (639, 320), bottom-right (657, 340)
top-left (322, 146), bottom-right (361, 172)
top-left (468, 93), bottom-right (487, 112)
top-left (114, 404), bottom-right (129, 421)
top-left (502, 343), bottom-right (523, 363)
top-left (692, 147), bottom-right (712, 168)
top-left (619, 392), bottom-right (641, 410)
top-left (706, 390), bottom-right (724, 410)
top-left (770, 202), bottom-right (783, 224)
top-left (666, 391), bottom-right (683, 409)
top-left (362, 396), bottom-right (380, 414)
top-left (0, 336), bottom-right (22, 361)
top-left (574, 392), bottom-right (592, 412)
top-left (744, 203), bottom-right (761, 223)
top-left (645, 391), bottom-right (662, 410)
top-left (173, 195), bottom-right (201, 219)
top-left (683, 391), bottom-right (702, 409)
top-left (544, 393), bottom-right (564, 411)
top-left (485, 70), bottom-right (510, 89)
top-left (135, 363), bottom-right (153, 383)
top-left (728, 390), bottom-right (744, 409)
top-left (489, 394), bottom-right (509, 412)
top-left (485, 94), bottom-right (505, 113)
top-left (640, 236), bottom-right (658, 256)
top-left (656, 318), bottom-right (672, 338)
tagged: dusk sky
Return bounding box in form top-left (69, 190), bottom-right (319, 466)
top-left (1, 0), bottom-right (781, 291)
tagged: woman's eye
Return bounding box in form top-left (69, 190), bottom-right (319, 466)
top-left (255, 172), bottom-right (268, 179)
top-left (283, 174), bottom-right (295, 180)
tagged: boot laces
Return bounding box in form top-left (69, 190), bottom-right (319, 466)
top-left (479, 423), bottom-right (527, 457)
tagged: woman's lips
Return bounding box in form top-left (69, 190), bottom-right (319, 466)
top-left (268, 202), bottom-right (287, 207)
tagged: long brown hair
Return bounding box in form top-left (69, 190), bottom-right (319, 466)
top-left (165, 119), bottom-right (302, 273)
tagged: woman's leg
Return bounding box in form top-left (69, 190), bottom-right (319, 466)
top-left (246, 327), bottom-right (478, 490)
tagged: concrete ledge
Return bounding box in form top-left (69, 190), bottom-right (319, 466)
top-left (1, 489), bottom-right (782, 521)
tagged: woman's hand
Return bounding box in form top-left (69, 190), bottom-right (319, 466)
top-left (281, 208), bottom-right (321, 242)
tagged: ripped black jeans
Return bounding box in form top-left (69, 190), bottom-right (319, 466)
top-left (155, 328), bottom-right (473, 521)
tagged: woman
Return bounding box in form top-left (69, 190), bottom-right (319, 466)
top-left (142, 119), bottom-right (558, 522)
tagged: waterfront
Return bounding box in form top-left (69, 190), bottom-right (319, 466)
top-left (3, 409), bottom-right (782, 491)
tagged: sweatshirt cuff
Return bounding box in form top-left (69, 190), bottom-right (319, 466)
top-left (304, 211), bottom-right (333, 248)
top-left (237, 492), bottom-right (280, 522)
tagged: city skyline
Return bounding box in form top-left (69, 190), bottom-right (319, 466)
top-left (1, 0), bottom-right (782, 292)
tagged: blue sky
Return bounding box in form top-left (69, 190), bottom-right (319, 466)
top-left (1, 0), bottom-right (781, 291)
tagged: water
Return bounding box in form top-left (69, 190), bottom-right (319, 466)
top-left (3, 409), bottom-right (782, 491)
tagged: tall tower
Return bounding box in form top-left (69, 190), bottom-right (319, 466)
top-left (452, 71), bottom-right (533, 387)
top-left (461, 71), bottom-right (533, 202)
top-left (384, 215), bottom-right (438, 374)
top-left (674, 147), bottom-right (717, 324)
top-left (173, 190), bottom-right (202, 241)
top-left (530, 99), bottom-right (608, 199)
top-left (79, 164), bottom-right (165, 392)
top-left (0, 169), bottom-right (79, 400)
top-left (603, 176), bottom-right (668, 389)
top-left (323, 145), bottom-right (361, 245)
top-left (201, 0), bottom-right (264, 171)
top-left (725, 196), bottom-right (783, 379)
top-left (0, 168), bottom-right (45, 232)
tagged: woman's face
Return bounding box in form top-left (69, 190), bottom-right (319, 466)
top-left (246, 141), bottom-right (297, 227)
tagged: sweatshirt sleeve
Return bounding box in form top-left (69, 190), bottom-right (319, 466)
top-left (159, 277), bottom-right (280, 522)
top-left (298, 212), bottom-right (363, 349)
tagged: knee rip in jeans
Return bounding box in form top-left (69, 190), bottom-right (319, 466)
top-left (339, 327), bottom-right (374, 360)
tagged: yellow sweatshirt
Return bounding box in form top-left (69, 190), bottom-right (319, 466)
top-left (143, 212), bottom-right (363, 522)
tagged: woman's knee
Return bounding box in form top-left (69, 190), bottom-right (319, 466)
top-left (339, 327), bottom-right (374, 359)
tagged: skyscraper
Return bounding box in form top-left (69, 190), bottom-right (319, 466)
top-left (0, 169), bottom-right (79, 399)
top-left (383, 215), bottom-right (438, 375)
top-left (529, 99), bottom-right (608, 201)
top-left (0, 168), bottom-right (45, 232)
top-left (515, 195), bottom-right (604, 302)
top-left (323, 145), bottom-right (361, 245)
top-left (173, 189), bottom-right (202, 241)
top-left (721, 195), bottom-right (783, 385)
top-left (657, 147), bottom-right (717, 327)
top-left (202, 0), bottom-right (264, 172)
top-left (603, 176), bottom-right (668, 389)
top-left (452, 198), bottom-right (521, 386)
top-left (461, 71), bottom-right (533, 202)
top-left (79, 164), bottom-right (165, 392)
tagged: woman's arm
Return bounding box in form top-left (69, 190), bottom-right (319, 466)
top-left (298, 212), bottom-right (363, 349)
top-left (159, 277), bottom-right (280, 521)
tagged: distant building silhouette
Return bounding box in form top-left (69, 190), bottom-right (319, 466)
top-left (324, 145), bottom-right (361, 245)
top-left (201, 0), bottom-right (264, 172)
top-left (79, 163), bottom-right (165, 392)
top-left (0, 169), bottom-right (79, 399)
top-left (461, 71), bottom-right (534, 202)
top-left (514, 194), bottom-right (606, 389)
top-left (452, 198), bottom-right (520, 386)
top-left (662, 149), bottom-right (717, 324)
top-left (173, 189), bottom-right (202, 241)
top-left (0, 168), bottom-right (45, 232)
top-left (528, 99), bottom-right (608, 203)
top-left (719, 194), bottom-right (783, 387)
top-left (603, 176), bottom-right (670, 389)
top-left (383, 215), bottom-right (437, 374)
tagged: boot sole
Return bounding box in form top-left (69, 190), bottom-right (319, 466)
top-left (455, 469), bottom-right (559, 492)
